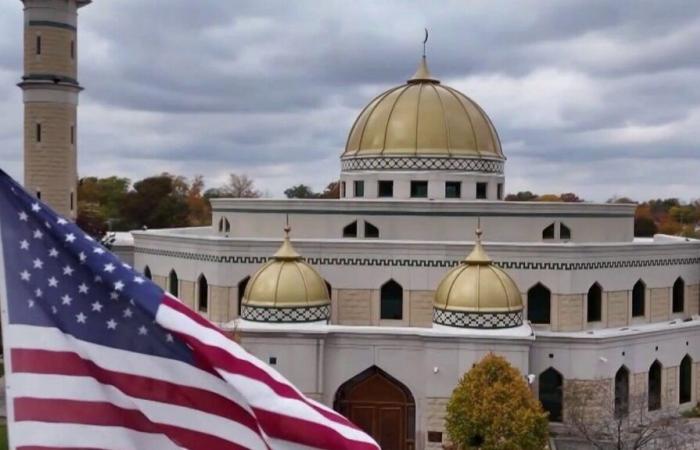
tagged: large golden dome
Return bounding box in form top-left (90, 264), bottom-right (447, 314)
top-left (343, 57), bottom-right (503, 159)
top-left (433, 229), bottom-right (523, 329)
top-left (241, 227), bottom-right (330, 323)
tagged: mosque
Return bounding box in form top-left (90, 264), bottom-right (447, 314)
top-left (18, 1), bottom-right (700, 449)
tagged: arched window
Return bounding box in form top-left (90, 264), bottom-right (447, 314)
top-left (343, 221), bottom-right (357, 238)
top-left (632, 280), bottom-right (646, 317)
top-left (648, 360), bottom-right (662, 411)
top-left (224, 218), bottom-right (230, 233)
top-left (587, 283), bottom-right (602, 323)
top-left (560, 223), bottom-right (571, 240)
top-left (198, 274), bottom-right (208, 313)
top-left (365, 221), bottom-right (379, 238)
top-left (539, 368), bottom-right (563, 422)
top-left (380, 280), bottom-right (403, 320)
top-left (680, 355), bottom-right (693, 404)
top-left (143, 266), bottom-right (152, 280)
top-left (528, 283), bottom-right (551, 325)
top-left (615, 366), bottom-right (629, 418)
top-left (218, 218), bottom-right (224, 232)
top-left (168, 270), bottom-right (179, 297)
top-left (673, 277), bottom-right (685, 314)
top-left (237, 276), bottom-right (250, 316)
top-left (542, 223), bottom-right (555, 240)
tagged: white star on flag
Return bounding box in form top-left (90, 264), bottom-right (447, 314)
top-left (32, 258), bottom-right (43, 269)
top-left (76, 312), bottom-right (87, 324)
top-left (106, 319), bottom-right (117, 330)
top-left (104, 263), bottom-right (115, 273)
top-left (138, 326), bottom-right (148, 335)
top-left (18, 211), bottom-right (28, 221)
top-left (48, 277), bottom-right (58, 288)
top-left (61, 294), bottom-right (73, 306)
top-left (49, 248), bottom-right (59, 257)
top-left (20, 270), bottom-right (31, 281)
top-left (65, 233), bottom-right (76, 243)
top-left (78, 283), bottom-right (89, 294)
top-left (63, 265), bottom-right (74, 276)
top-left (33, 229), bottom-right (43, 239)
top-left (20, 240), bottom-right (29, 250)
top-left (31, 202), bottom-right (40, 212)
top-left (91, 301), bottom-right (103, 312)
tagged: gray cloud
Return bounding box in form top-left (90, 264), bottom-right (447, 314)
top-left (0, 0), bottom-right (699, 201)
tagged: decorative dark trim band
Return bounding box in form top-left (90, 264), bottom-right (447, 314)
top-left (341, 156), bottom-right (504, 174)
top-left (28, 20), bottom-right (77, 31)
top-left (134, 247), bottom-right (700, 271)
top-left (20, 74), bottom-right (80, 85)
top-left (433, 307), bottom-right (523, 329)
top-left (241, 304), bottom-right (331, 323)
top-left (213, 208), bottom-right (631, 218)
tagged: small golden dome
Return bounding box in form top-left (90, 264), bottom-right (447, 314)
top-left (242, 226), bottom-right (330, 320)
top-left (343, 56), bottom-right (503, 159)
top-left (434, 229), bottom-right (523, 314)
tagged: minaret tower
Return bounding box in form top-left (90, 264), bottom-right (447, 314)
top-left (18, 0), bottom-right (90, 218)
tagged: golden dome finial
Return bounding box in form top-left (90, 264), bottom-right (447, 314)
top-left (409, 30), bottom-right (439, 84)
top-left (274, 222), bottom-right (301, 260)
top-left (465, 221), bottom-right (491, 264)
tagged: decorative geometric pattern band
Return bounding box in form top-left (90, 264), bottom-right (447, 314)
top-left (433, 307), bottom-right (523, 329)
top-left (341, 156), bottom-right (504, 174)
top-left (134, 247), bottom-right (700, 271)
top-left (241, 304), bottom-right (331, 323)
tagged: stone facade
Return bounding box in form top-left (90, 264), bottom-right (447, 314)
top-left (24, 26), bottom-right (77, 79)
top-left (651, 288), bottom-right (670, 322)
top-left (689, 284), bottom-right (700, 316)
top-left (556, 294), bottom-right (585, 332)
top-left (409, 290), bottom-right (434, 328)
top-left (607, 290), bottom-right (629, 327)
top-left (663, 366), bottom-right (679, 410)
top-left (337, 289), bottom-right (372, 325)
top-left (178, 280), bottom-right (195, 310)
top-left (424, 397), bottom-right (449, 450)
top-left (24, 102), bottom-right (77, 217)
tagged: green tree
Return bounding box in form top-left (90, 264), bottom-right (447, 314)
top-left (119, 174), bottom-right (189, 230)
top-left (445, 353), bottom-right (548, 450)
top-left (284, 184), bottom-right (318, 199)
top-left (505, 191), bottom-right (538, 201)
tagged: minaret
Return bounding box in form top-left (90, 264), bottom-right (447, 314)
top-left (18, 0), bottom-right (90, 218)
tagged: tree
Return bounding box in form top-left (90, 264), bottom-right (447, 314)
top-left (536, 194), bottom-right (561, 202)
top-left (219, 173), bottom-right (262, 198)
top-left (319, 181), bottom-right (340, 199)
top-left (560, 192), bottom-right (584, 203)
top-left (186, 175), bottom-right (211, 226)
top-left (565, 381), bottom-right (696, 449)
top-left (445, 353), bottom-right (549, 450)
top-left (119, 174), bottom-right (190, 230)
top-left (76, 201), bottom-right (108, 238)
top-left (284, 184), bottom-right (318, 199)
top-left (505, 191), bottom-right (538, 201)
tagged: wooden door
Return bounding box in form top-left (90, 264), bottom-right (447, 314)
top-left (335, 367), bottom-right (415, 450)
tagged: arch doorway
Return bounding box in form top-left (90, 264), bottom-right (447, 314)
top-left (334, 366), bottom-right (415, 450)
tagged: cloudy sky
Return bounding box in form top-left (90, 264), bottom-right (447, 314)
top-left (1, 1), bottom-right (699, 201)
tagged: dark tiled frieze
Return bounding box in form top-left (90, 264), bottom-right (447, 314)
top-left (241, 304), bottom-right (331, 323)
top-left (135, 247), bottom-right (700, 270)
top-left (433, 308), bottom-right (523, 329)
top-left (341, 156), bottom-right (504, 174)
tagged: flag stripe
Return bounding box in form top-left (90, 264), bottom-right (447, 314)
top-left (10, 372), bottom-right (268, 450)
top-left (15, 398), bottom-right (250, 450)
top-left (159, 299), bottom-right (377, 446)
top-left (161, 298), bottom-right (359, 426)
top-left (10, 422), bottom-right (183, 449)
top-left (11, 348), bottom-right (263, 435)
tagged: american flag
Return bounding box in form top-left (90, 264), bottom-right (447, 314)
top-left (0, 170), bottom-right (379, 450)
